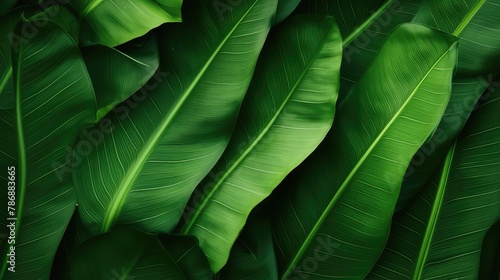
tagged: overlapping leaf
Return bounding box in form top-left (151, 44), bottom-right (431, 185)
top-left (178, 15), bottom-right (342, 272)
top-left (271, 23), bottom-right (457, 279)
top-left (399, 0), bottom-right (500, 209)
top-left (368, 94), bottom-right (500, 280)
top-left (81, 34), bottom-right (160, 120)
top-left (72, 0), bottom-right (183, 46)
top-left (73, 0), bottom-right (277, 236)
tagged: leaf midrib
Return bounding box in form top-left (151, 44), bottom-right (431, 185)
top-left (281, 43), bottom-right (457, 279)
top-left (343, 0), bottom-right (395, 47)
top-left (180, 24), bottom-right (336, 235)
top-left (413, 141), bottom-right (456, 280)
top-left (452, 0), bottom-right (486, 36)
top-left (82, 0), bottom-right (105, 16)
top-left (101, 0), bottom-right (263, 233)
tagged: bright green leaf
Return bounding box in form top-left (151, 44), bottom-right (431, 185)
top-left (73, 0), bottom-right (183, 47)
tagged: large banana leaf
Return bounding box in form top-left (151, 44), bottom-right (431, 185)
top-left (368, 94), bottom-right (500, 280)
top-left (398, 0), bottom-right (500, 209)
top-left (73, 0), bottom-right (277, 235)
top-left (0, 18), bottom-right (96, 279)
top-left (295, 0), bottom-right (424, 101)
top-left (178, 14), bottom-right (342, 272)
top-left (271, 23), bottom-right (457, 279)
top-left (72, 0), bottom-right (183, 47)
top-left (64, 228), bottom-right (187, 280)
top-left (81, 34), bottom-right (160, 120)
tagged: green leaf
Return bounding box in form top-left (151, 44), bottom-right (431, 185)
top-left (397, 76), bottom-right (494, 210)
top-left (218, 204), bottom-right (278, 280)
top-left (29, 5), bottom-right (80, 43)
top-left (295, 0), bottom-right (424, 101)
top-left (64, 228), bottom-right (187, 280)
top-left (271, 23), bottom-right (457, 279)
top-left (159, 235), bottom-right (213, 280)
top-left (368, 95), bottom-right (500, 280)
top-left (178, 14), bottom-right (342, 272)
top-left (81, 34), bottom-right (160, 120)
top-left (274, 0), bottom-right (301, 24)
top-left (0, 18), bottom-right (96, 279)
top-left (398, 0), bottom-right (500, 209)
top-left (73, 0), bottom-right (277, 236)
top-left (72, 0), bottom-right (183, 47)
top-left (413, 0), bottom-right (500, 76)
top-left (294, 0), bottom-right (385, 38)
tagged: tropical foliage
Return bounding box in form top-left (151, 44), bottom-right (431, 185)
top-left (0, 0), bottom-right (498, 279)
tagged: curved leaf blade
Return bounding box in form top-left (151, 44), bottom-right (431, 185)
top-left (81, 34), bottom-right (160, 120)
top-left (73, 0), bottom-right (183, 47)
top-left (369, 94), bottom-right (500, 280)
top-left (271, 23), bottom-right (458, 279)
top-left (0, 19), bottom-right (96, 279)
top-left (74, 0), bottom-right (277, 236)
top-left (178, 14), bottom-right (342, 272)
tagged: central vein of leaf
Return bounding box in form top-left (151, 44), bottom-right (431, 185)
top-left (413, 141), bottom-right (456, 280)
top-left (453, 0), bottom-right (486, 36)
top-left (181, 27), bottom-right (336, 235)
top-left (100, 0), bottom-right (263, 233)
top-left (283, 45), bottom-right (456, 279)
top-left (343, 0), bottom-right (395, 47)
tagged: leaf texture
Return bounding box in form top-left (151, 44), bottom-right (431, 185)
top-left (178, 14), bottom-right (342, 272)
top-left (271, 23), bottom-right (458, 279)
top-left (368, 94), bottom-right (500, 280)
top-left (73, 0), bottom-right (278, 236)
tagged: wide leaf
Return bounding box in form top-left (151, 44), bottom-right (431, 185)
top-left (0, 19), bottom-right (96, 279)
top-left (271, 23), bottom-right (457, 279)
top-left (178, 15), bottom-right (342, 272)
top-left (274, 0), bottom-right (301, 24)
top-left (368, 94), bottom-right (500, 279)
top-left (73, 0), bottom-right (277, 235)
top-left (72, 0), bottom-right (183, 47)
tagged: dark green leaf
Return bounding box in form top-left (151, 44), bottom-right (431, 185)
top-left (0, 18), bottom-right (96, 279)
